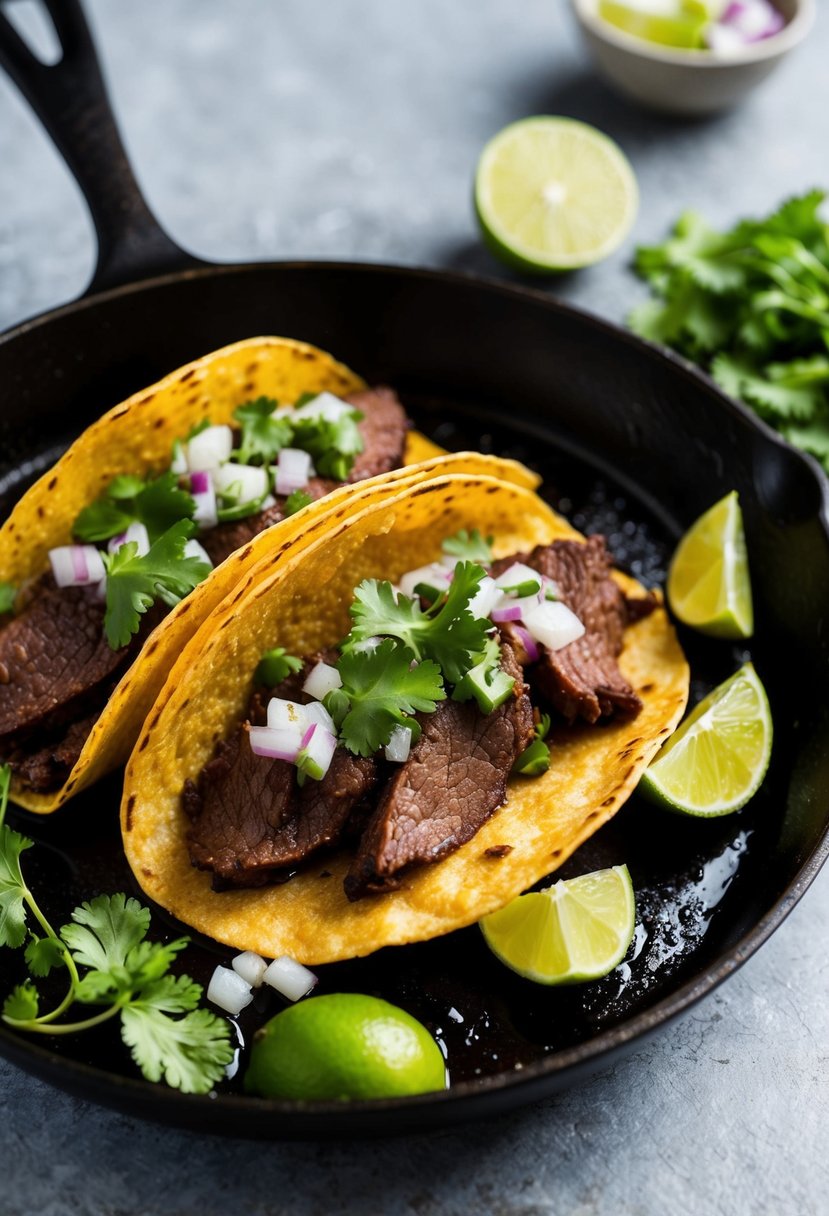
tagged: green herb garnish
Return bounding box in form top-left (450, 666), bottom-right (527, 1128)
top-left (0, 765), bottom-right (231, 1093)
top-left (631, 191), bottom-right (829, 471)
top-left (101, 519), bottom-right (211, 649)
top-left (74, 471), bottom-right (196, 544)
top-left (255, 647), bottom-right (303, 687)
top-left (325, 640), bottom-right (445, 757)
top-left (0, 582), bottom-right (16, 616)
top-left (233, 397), bottom-right (293, 466)
top-left (512, 713), bottom-right (552, 778)
top-left (452, 636), bottom-right (515, 715)
top-left (441, 529), bottom-right (494, 565)
top-left (284, 489), bottom-right (314, 516)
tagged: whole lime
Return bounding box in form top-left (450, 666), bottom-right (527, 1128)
top-left (243, 993), bottom-right (446, 1101)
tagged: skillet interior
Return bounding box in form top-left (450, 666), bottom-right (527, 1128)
top-left (1, 261), bottom-right (828, 1138)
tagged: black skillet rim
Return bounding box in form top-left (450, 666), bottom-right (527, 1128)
top-left (1, 259), bottom-right (828, 1136)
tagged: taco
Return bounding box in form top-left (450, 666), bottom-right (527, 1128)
top-left (121, 474), bottom-right (689, 964)
top-left (0, 334), bottom-right (532, 813)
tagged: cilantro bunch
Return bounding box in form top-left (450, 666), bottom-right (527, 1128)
top-left (0, 767), bottom-right (232, 1093)
top-left (74, 471), bottom-right (196, 544)
top-left (631, 191), bottom-right (829, 471)
top-left (232, 395), bottom-right (365, 478)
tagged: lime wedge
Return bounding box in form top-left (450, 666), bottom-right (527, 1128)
top-left (640, 662), bottom-right (772, 817)
top-left (598, 1), bottom-right (708, 47)
top-left (667, 490), bottom-right (754, 639)
top-left (474, 117), bottom-right (638, 273)
top-left (480, 865), bottom-right (635, 984)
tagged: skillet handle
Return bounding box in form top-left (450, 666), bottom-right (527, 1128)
top-left (0, 0), bottom-right (205, 295)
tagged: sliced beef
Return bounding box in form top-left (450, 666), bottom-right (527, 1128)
top-left (344, 642), bottom-right (534, 901)
top-left (6, 707), bottom-right (103, 793)
top-left (199, 387), bottom-right (409, 566)
top-left (492, 535), bottom-right (646, 725)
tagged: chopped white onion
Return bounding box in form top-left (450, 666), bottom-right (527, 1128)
top-left (170, 440), bottom-right (188, 475)
top-left (468, 575), bottom-right (501, 620)
top-left (260, 494), bottom-right (277, 510)
top-left (303, 660), bottom-right (342, 701)
top-left (275, 448), bottom-right (313, 496)
top-left (523, 600), bottom-right (585, 652)
top-left (249, 723), bottom-right (304, 762)
top-left (493, 563), bottom-right (543, 593)
top-left (107, 521), bottom-right (150, 557)
top-left (187, 425), bottom-right (233, 472)
top-left (299, 724), bottom-right (337, 781)
top-left (266, 698), bottom-right (307, 730)
top-left (212, 462), bottom-right (268, 502)
top-left (183, 538), bottom-right (213, 567)
top-left (232, 951), bottom-right (268, 988)
top-left (207, 965), bottom-right (253, 1016)
top-left (190, 472), bottom-right (218, 530)
top-left (303, 700), bottom-right (337, 735)
top-left (288, 392), bottom-right (350, 424)
top-left (262, 955), bottom-right (318, 1002)
top-left (398, 563), bottom-right (453, 598)
top-left (385, 725), bottom-right (413, 763)
top-left (49, 544), bottom-right (106, 588)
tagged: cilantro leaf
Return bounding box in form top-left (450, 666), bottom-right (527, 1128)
top-left (0, 582), bottom-right (17, 616)
top-left (74, 471), bottom-right (196, 544)
top-left (101, 520), bottom-right (211, 649)
top-left (255, 647), bottom-right (303, 687)
top-left (712, 354), bottom-right (820, 422)
top-left (25, 935), bottom-right (66, 978)
top-left (133, 472), bottom-right (197, 541)
top-left (284, 489), bottom-right (314, 516)
top-left (120, 1002), bottom-right (233, 1094)
top-left (61, 893), bottom-right (151, 975)
top-left (73, 497), bottom-right (134, 542)
top-left (331, 640), bottom-right (445, 756)
top-left (441, 529), bottom-right (494, 565)
top-left (346, 563), bottom-right (491, 684)
top-left (234, 397), bottom-right (292, 465)
top-left (290, 410), bottom-right (364, 480)
top-left (0, 824), bottom-right (33, 950)
top-left (3, 981), bottom-right (39, 1022)
top-left (108, 474), bottom-right (147, 500)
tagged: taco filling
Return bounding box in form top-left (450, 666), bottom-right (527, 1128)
top-left (183, 529), bottom-right (654, 899)
top-left (0, 387), bottom-right (409, 794)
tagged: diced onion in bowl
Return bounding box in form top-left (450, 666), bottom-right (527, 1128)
top-left (183, 538), bottom-right (213, 567)
top-left (468, 576), bottom-right (501, 620)
top-left (49, 545), bottom-right (106, 588)
top-left (187, 425), bottom-right (233, 472)
top-left (190, 471), bottom-right (218, 529)
top-left (249, 723), bottom-right (304, 763)
top-left (232, 951), bottom-right (268, 988)
top-left (523, 600), bottom-right (584, 652)
top-left (212, 462), bottom-right (268, 502)
top-left (398, 563), bottom-right (452, 598)
top-left (207, 965), bottom-right (253, 1016)
top-left (263, 955), bottom-right (318, 1002)
top-left (384, 725), bottom-right (412, 763)
top-left (303, 700), bottom-right (337, 735)
top-left (289, 392), bottom-right (350, 424)
top-left (275, 448), bottom-right (313, 496)
top-left (266, 698), bottom-right (307, 730)
top-left (303, 661), bottom-right (342, 701)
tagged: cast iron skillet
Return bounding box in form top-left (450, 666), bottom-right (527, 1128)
top-left (1, 0), bottom-right (828, 1140)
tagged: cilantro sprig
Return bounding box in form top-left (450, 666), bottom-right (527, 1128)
top-left (231, 396), bottom-right (365, 480)
top-left (630, 191), bottom-right (829, 471)
top-left (0, 765), bottom-right (232, 1093)
top-left (442, 529), bottom-right (494, 565)
top-left (101, 519), bottom-right (211, 649)
top-left (233, 397), bottom-right (293, 465)
top-left (0, 582), bottom-right (16, 616)
top-left (74, 471), bottom-right (196, 543)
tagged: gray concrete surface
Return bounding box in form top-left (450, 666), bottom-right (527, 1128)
top-left (0, 1), bottom-right (827, 1213)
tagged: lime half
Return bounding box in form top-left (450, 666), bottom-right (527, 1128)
top-left (243, 993), bottom-right (446, 1101)
top-left (640, 662), bottom-right (772, 817)
top-left (474, 117), bottom-right (639, 273)
top-left (667, 490), bottom-right (754, 639)
top-left (480, 865), bottom-right (636, 984)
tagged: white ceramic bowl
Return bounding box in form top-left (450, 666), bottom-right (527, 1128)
top-left (571, 0), bottom-right (815, 115)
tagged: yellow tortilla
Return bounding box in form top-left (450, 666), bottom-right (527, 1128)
top-left (1, 333), bottom-right (537, 813)
top-left (122, 474), bottom-right (689, 964)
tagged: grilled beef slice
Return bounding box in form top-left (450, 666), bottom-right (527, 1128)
top-left (344, 641), bottom-right (534, 901)
top-left (492, 535), bottom-right (651, 725)
top-left (200, 387), bottom-right (410, 566)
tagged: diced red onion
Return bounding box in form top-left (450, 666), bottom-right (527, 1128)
top-left (107, 522), bottom-right (149, 557)
top-left (49, 544), bottom-right (106, 588)
top-left (275, 448), bottom-right (313, 496)
top-left (262, 955), bottom-right (318, 1002)
top-left (184, 538), bottom-right (213, 567)
top-left (187, 425), bottom-right (233, 472)
top-left (399, 563), bottom-right (452, 598)
top-left (300, 722), bottom-right (316, 750)
top-left (232, 951), bottom-right (267, 987)
top-left (191, 475), bottom-right (218, 529)
top-left (384, 725), bottom-right (412, 763)
top-left (715, 0), bottom-right (784, 44)
top-left (190, 470), bottom-right (211, 495)
top-left (299, 724), bottom-right (337, 780)
top-left (249, 724), bottom-right (304, 762)
top-left (302, 660), bottom-right (342, 701)
top-left (493, 563), bottom-right (542, 593)
top-left (212, 462), bottom-right (268, 502)
top-left (290, 392), bottom-right (350, 424)
top-left (491, 602), bottom-right (523, 623)
top-left (207, 965), bottom-right (253, 1016)
top-left (303, 700), bottom-right (336, 735)
top-left (468, 575), bottom-right (501, 620)
top-left (523, 601), bottom-right (585, 652)
top-left (513, 623), bottom-right (540, 664)
top-left (266, 698), bottom-right (307, 730)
